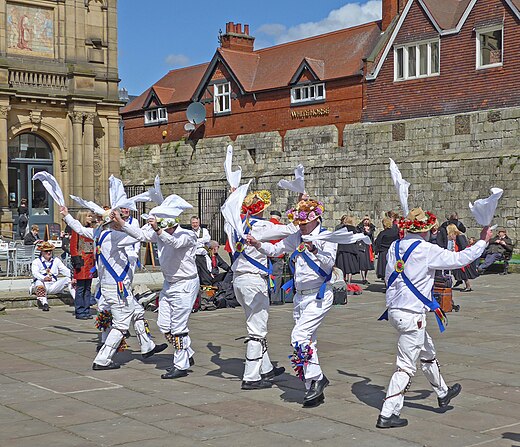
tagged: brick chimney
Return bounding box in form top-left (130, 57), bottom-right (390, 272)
top-left (382, 0), bottom-right (404, 31)
top-left (220, 22), bottom-right (255, 52)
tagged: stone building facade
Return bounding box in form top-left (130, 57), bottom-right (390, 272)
top-left (121, 105), bottom-right (519, 248)
top-left (0, 0), bottom-right (121, 235)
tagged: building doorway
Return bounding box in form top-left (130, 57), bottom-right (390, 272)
top-left (8, 133), bottom-right (54, 233)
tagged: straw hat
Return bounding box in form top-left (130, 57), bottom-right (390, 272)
top-left (399, 208), bottom-right (437, 233)
top-left (38, 241), bottom-right (56, 252)
top-left (241, 190), bottom-right (271, 216)
top-left (286, 199), bottom-right (324, 225)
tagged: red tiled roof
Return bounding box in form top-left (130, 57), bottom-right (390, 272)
top-left (421, 0), bottom-right (472, 30)
top-left (122, 21), bottom-right (381, 113)
top-left (122, 63), bottom-right (209, 114)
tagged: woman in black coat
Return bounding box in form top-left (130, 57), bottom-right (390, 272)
top-left (356, 216), bottom-right (375, 284)
top-left (335, 215), bottom-right (360, 284)
top-left (374, 217), bottom-right (400, 282)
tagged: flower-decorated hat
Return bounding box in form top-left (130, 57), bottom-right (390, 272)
top-left (399, 208), bottom-right (437, 233)
top-left (38, 241), bottom-right (56, 252)
top-left (241, 190), bottom-right (271, 216)
top-left (286, 199), bottom-right (324, 225)
top-left (156, 217), bottom-right (179, 229)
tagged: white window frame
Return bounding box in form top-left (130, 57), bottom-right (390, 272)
top-left (213, 82), bottom-right (231, 114)
top-left (476, 25), bottom-right (503, 70)
top-left (290, 82), bottom-right (326, 105)
top-left (144, 107), bottom-right (167, 125)
top-left (394, 39), bottom-right (440, 81)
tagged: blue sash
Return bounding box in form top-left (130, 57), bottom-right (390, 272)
top-left (39, 258), bottom-right (57, 281)
top-left (282, 228), bottom-right (331, 300)
top-left (92, 230), bottom-right (130, 300)
top-left (378, 239), bottom-right (448, 332)
top-left (232, 217), bottom-right (273, 284)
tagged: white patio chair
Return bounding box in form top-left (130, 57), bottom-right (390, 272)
top-left (13, 245), bottom-right (36, 277)
top-left (0, 242), bottom-right (11, 277)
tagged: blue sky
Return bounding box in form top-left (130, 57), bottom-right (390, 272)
top-left (118, 1), bottom-right (382, 96)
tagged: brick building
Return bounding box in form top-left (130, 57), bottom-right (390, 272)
top-left (121, 21), bottom-right (382, 148)
top-left (364, 0), bottom-right (520, 121)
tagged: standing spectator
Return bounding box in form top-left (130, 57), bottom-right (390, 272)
top-left (437, 212), bottom-right (466, 249)
top-left (24, 224), bottom-right (41, 245)
top-left (191, 216), bottom-right (210, 256)
top-left (374, 217), bottom-right (399, 283)
top-left (268, 210), bottom-right (284, 305)
top-left (446, 224), bottom-right (477, 293)
top-left (356, 216), bottom-right (376, 284)
top-left (429, 220), bottom-right (440, 245)
top-left (335, 215), bottom-right (359, 284)
top-left (477, 229), bottom-right (514, 274)
top-left (70, 210), bottom-right (96, 319)
top-left (17, 198), bottom-right (29, 239)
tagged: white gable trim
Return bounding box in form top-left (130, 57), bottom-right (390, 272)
top-left (366, 0), bottom-right (415, 81)
top-left (438, 0), bottom-right (478, 35)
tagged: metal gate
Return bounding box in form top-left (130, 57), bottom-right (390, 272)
top-left (198, 187), bottom-right (227, 244)
top-left (124, 185), bottom-right (146, 219)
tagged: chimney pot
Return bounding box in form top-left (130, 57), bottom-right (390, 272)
top-left (244, 24), bottom-right (250, 35)
top-left (237, 23), bottom-right (242, 34)
top-left (226, 22), bottom-right (232, 33)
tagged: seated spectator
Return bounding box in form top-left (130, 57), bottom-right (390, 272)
top-left (196, 240), bottom-right (230, 286)
top-left (24, 224), bottom-right (42, 245)
top-left (30, 241), bottom-right (76, 311)
top-left (478, 229), bottom-right (514, 274)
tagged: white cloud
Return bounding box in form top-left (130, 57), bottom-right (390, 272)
top-left (164, 53), bottom-right (190, 67)
top-left (257, 1), bottom-right (381, 45)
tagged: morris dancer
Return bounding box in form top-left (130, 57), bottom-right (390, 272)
top-left (30, 241), bottom-right (76, 311)
top-left (61, 205), bottom-right (167, 370)
top-left (114, 196), bottom-right (199, 379)
top-left (248, 198), bottom-right (336, 406)
top-left (225, 190), bottom-right (291, 390)
top-left (376, 208), bottom-right (491, 428)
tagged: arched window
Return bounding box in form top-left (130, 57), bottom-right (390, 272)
top-left (8, 133), bottom-right (52, 160)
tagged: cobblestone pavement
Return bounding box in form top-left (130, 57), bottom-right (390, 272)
top-left (0, 271), bottom-right (519, 447)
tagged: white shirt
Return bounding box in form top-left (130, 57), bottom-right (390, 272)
top-left (32, 255), bottom-right (71, 282)
top-left (64, 215), bottom-right (138, 288)
top-left (193, 226), bottom-right (211, 256)
top-left (257, 224), bottom-right (337, 292)
top-left (226, 218), bottom-right (296, 277)
top-left (123, 223), bottom-right (198, 283)
top-left (385, 234), bottom-right (487, 313)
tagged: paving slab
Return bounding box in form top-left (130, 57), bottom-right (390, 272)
top-left (0, 271), bottom-right (519, 446)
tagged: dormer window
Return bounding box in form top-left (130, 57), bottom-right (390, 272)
top-left (291, 83), bottom-right (326, 105)
top-left (144, 107), bottom-right (167, 125)
top-left (476, 26), bottom-right (503, 69)
top-left (394, 40), bottom-right (440, 81)
top-left (214, 82), bottom-right (231, 114)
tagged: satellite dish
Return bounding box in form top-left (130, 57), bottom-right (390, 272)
top-left (184, 122), bottom-right (196, 132)
top-left (186, 102), bottom-right (206, 125)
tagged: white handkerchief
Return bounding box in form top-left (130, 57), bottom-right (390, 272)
top-left (109, 175), bottom-right (137, 211)
top-left (32, 172), bottom-right (65, 206)
top-left (254, 222), bottom-right (298, 242)
top-left (221, 180), bottom-right (252, 240)
top-left (389, 158), bottom-right (410, 216)
top-left (278, 164), bottom-right (305, 194)
top-left (302, 227), bottom-right (371, 245)
top-left (469, 188), bottom-right (503, 226)
top-left (70, 195), bottom-right (106, 216)
top-left (149, 194), bottom-right (193, 218)
top-left (224, 145), bottom-right (242, 189)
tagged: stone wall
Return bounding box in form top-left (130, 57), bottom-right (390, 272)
top-left (121, 106), bottom-right (520, 249)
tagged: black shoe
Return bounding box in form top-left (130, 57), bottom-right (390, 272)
top-left (189, 356), bottom-right (195, 367)
top-left (453, 280), bottom-right (463, 288)
top-left (261, 366), bottom-right (285, 380)
top-left (241, 379), bottom-right (273, 390)
top-left (303, 375), bottom-right (329, 406)
top-left (96, 344), bottom-right (103, 352)
top-left (92, 361), bottom-right (120, 371)
top-left (42, 303), bottom-right (49, 312)
top-left (124, 331), bottom-right (131, 339)
top-left (142, 343), bottom-right (168, 359)
top-left (453, 304), bottom-right (461, 312)
top-left (376, 414), bottom-right (408, 429)
top-left (438, 383), bottom-right (462, 408)
top-left (161, 367), bottom-right (188, 379)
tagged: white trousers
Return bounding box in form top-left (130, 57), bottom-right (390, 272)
top-left (157, 276), bottom-right (199, 370)
top-left (381, 309), bottom-right (449, 417)
top-left (32, 278), bottom-right (75, 305)
top-left (233, 273), bottom-right (273, 381)
top-left (94, 285), bottom-right (155, 366)
top-left (292, 288), bottom-right (333, 388)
